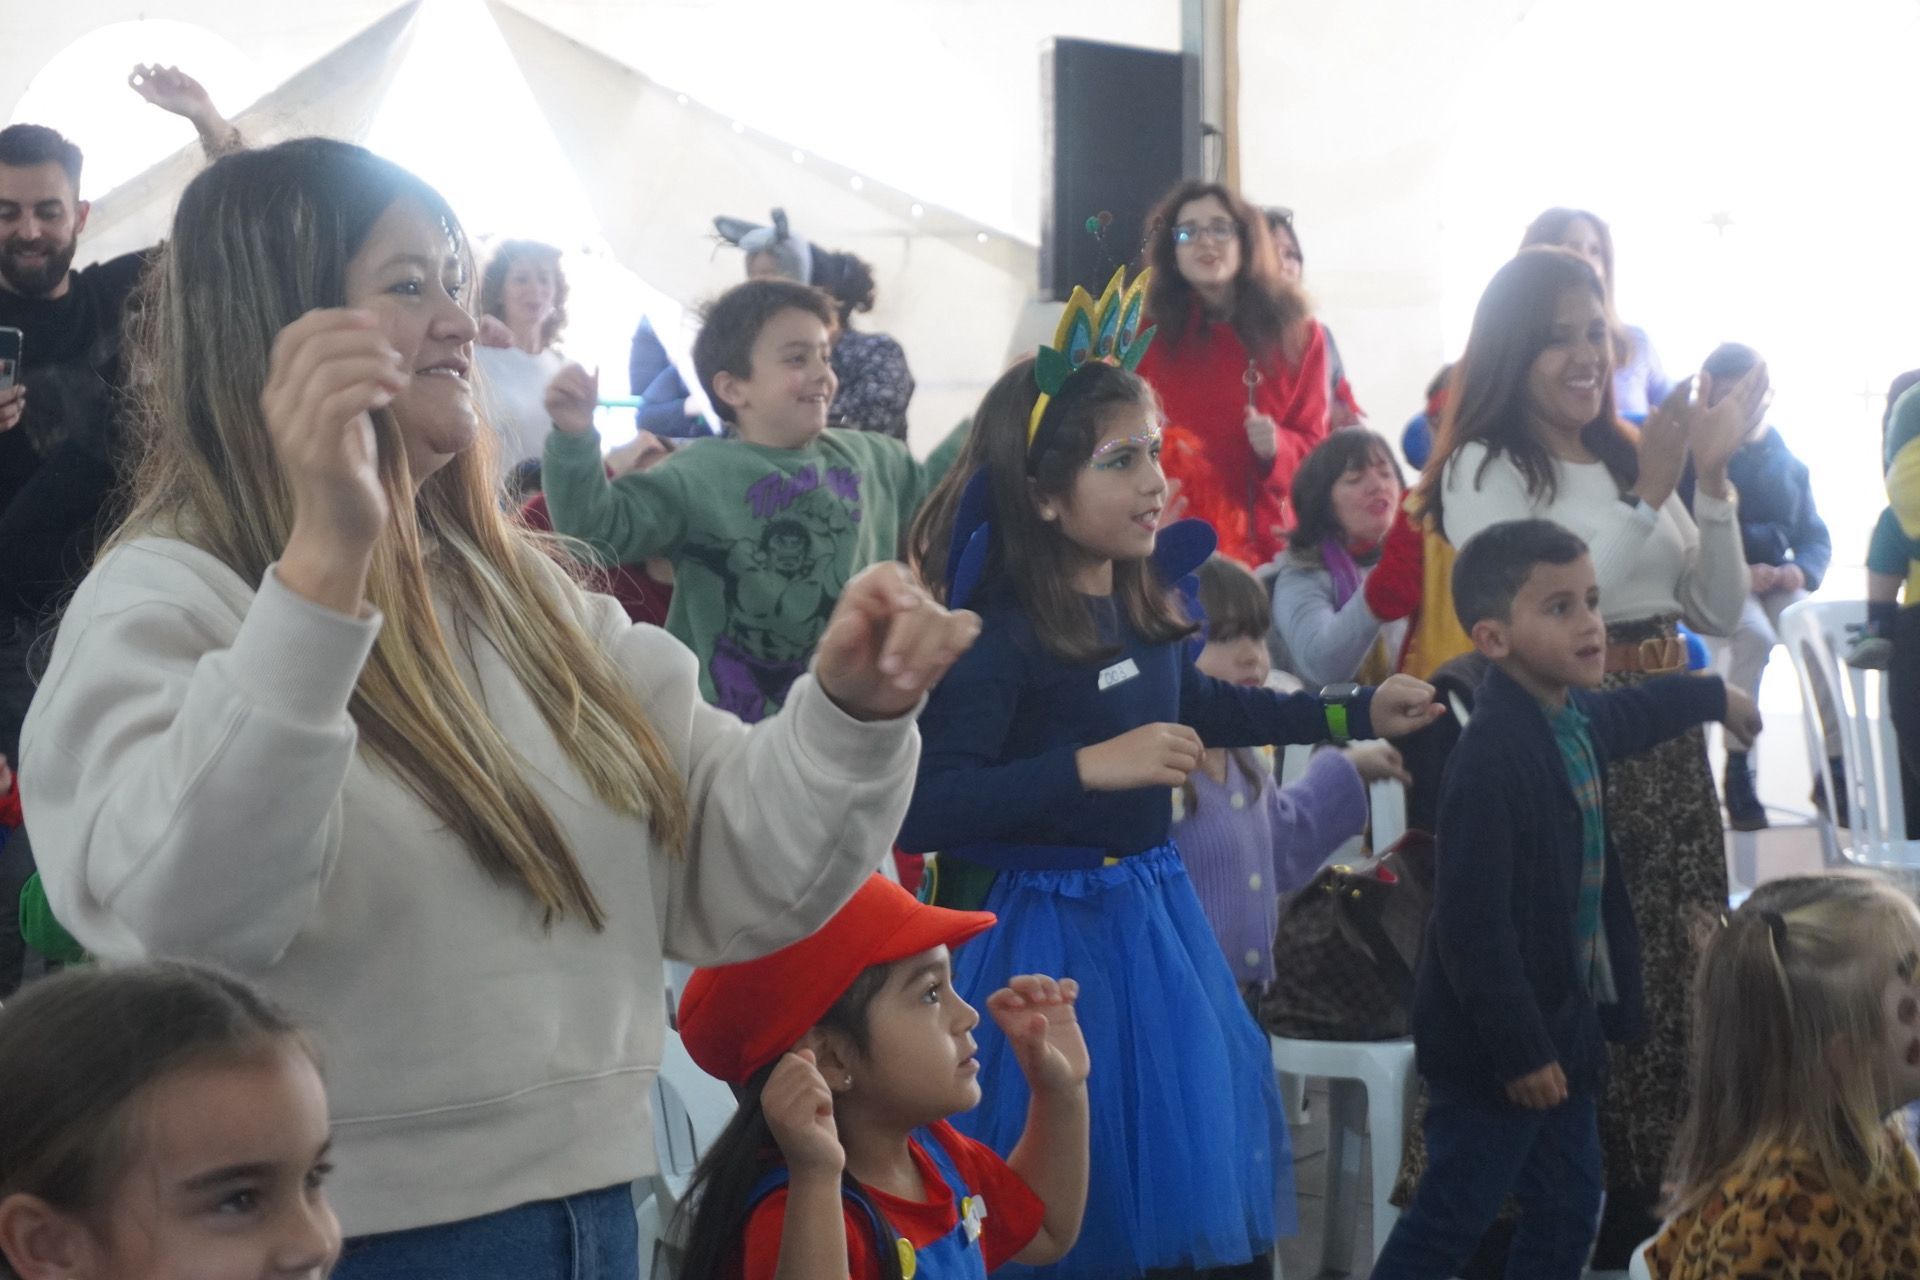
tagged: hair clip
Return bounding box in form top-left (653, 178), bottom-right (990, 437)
top-left (1761, 909), bottom-right (1790, 953)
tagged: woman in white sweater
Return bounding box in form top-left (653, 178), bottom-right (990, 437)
top-left (1268, 428), bottom-right (1408, 686)
top-left (1410, 245), bottom-right (1765, 1266)
top-left (17, 139), bottom-right (980, 1280)
top-left (473, 238), bottom-right (568, 487)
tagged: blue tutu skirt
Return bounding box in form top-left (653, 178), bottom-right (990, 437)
top-left (949, 843), bottom-right (1293, 1280)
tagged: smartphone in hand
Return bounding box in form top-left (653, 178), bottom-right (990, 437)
top-left (0, 327), bottom-right (21, 390)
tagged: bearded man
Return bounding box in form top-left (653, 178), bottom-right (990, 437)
top-left (0, 64), bottom-right (235, 994)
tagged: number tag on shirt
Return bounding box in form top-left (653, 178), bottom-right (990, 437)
top-left (1098, 658), bottom-right (1141, 691)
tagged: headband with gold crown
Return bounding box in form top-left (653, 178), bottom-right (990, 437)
top-left (941, 266), bottom-right (1208, 611)
top-left (1027, 266), bottom-right (1156, 452)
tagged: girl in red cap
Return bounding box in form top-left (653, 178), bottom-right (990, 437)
top-left (675, 875), bottom-right (1090, 1280)
top-left (899, 273), bottom-right (1444, 1279)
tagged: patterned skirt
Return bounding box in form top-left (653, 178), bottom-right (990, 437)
top-left (1394, 618), bottom-right (1727, 1202)
top-left (1596, 620), bottom-right (1729, 1191)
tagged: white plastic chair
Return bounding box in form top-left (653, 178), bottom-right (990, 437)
top-left (1269, 1034), bottom-right (1417, 1276)
top-left (1369, 776), bottom-right (1407, 852)
top-left (1778, 599), bottom-right (1920, 869)
top-left (639, 1027), bottom-right (738, 1276)
top-left (1255, 742), bottom-right (1421, 1277)
top-left (1279, 742), bottom-right (1315, 785)
top-left (663, 960), bottom-right (694, 1028)
top-left (633, 1186), bottom-right (669, 1280)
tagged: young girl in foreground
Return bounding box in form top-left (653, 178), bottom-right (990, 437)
top-left (675, 874), bottom-right (1089, 1279)
top-left (1648, 874), bottom-right (1920, 1279)
top-left (0, 961), bottom-right (339, 1280)
top-left (898, 276), bottom-right (1442, 1278)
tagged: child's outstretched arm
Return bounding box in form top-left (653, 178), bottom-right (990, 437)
top-left (989, 976), bottom-right (1091, 1267)
top-left (764, 1050), bottom-right (855, 1280)
top-left (1583, 673), bottom-right (1759, 761)
top-left (1262, 747), bottom-right (1382, 893)
top-left (899, 417), bottom-right (972, 523)
top-left (1367, 674), bottom-right (1447, 737)
top-left (1179, 661), bottom-right (1442, 749)
top-left (541, 362), bottom-right (691, 567)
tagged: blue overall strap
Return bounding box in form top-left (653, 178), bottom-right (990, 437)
top-left (743, 1134), bottom-right (992, 1279)
top-left (746, 1164), bottom-right (899, 1272)
top-left (908, 1126), bottom-right (992, 1279)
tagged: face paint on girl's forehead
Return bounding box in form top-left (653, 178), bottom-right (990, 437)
top-left (1087, 428), bottom-right (1162, 465)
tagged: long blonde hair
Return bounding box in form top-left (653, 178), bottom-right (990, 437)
top-left (117, 138), bottom-right (687, 929)
top-left (1665, 873), bottom-right (1920, 1216)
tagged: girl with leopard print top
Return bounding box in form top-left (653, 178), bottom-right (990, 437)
top-left (1648, 874), bottom-right (1920, 1279)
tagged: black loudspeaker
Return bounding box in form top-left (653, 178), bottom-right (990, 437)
top-left (1041, 37), bottom-right (1200, 301)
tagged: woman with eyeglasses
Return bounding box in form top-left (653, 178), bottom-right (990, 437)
top-left (1139, 181), bottom-right (1330, 568)
top-left (1265, 207), bottom-right (1364, 430)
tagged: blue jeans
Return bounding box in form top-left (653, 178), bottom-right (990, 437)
top-left (332, 1182), bottom-right (640, 1280)
top-left (1372, 1086), bottom-right (1602, 1280)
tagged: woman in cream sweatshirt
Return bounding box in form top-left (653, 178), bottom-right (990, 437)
top-left (18, 139), bottom-right (980, 1280)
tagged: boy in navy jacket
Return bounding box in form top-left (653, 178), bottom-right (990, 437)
top-left (1372, 519), bottom-right (1760, 1280)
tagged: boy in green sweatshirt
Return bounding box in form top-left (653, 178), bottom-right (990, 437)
top-left (543, 279), bottom-right (962, 721)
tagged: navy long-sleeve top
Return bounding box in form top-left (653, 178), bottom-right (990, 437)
top-left (898, 588), bottom-right (1370, 860)
top-left (1413, 665), bottom-right (1726, 1102)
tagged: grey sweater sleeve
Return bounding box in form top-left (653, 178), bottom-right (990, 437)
top-left (1268, 562), bottom-right (1388, 687)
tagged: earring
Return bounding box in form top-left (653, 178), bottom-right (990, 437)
top-left (844, 1074), bottom-right (854, 1089)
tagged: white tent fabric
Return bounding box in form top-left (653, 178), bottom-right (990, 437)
top-left (1237, 0), bottom-right (1920, 576)
top-left (75, 3), bottom-right (425, 267)
top-left (4, 1), bottom-right (1188, 452)
top-left (484, 0), bottom-right (1037, 448)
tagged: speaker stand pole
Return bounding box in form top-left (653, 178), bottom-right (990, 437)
top-left (1182, 0), bottom-right (1239, 186)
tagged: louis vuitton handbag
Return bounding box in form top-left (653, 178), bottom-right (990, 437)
top-left (1258, 829), bottom-right (1436, 1041)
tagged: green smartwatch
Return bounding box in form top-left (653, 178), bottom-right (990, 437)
top-left (1320, 682), bottom-right (1363, 742)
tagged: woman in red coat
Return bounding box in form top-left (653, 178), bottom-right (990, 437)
top-left (1138, 181), bottom-right (1329, 567)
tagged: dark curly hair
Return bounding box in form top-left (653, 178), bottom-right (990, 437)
top-left (811, 249), bottom-right (878, 328)
top-left (1143, 180), bottom-right (1311, 360)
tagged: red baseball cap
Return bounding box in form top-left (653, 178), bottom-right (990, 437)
top-left (677, 875), bottom-right (996, 1084)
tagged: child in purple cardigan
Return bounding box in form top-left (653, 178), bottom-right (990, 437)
top-left (1176, 557), bottom-right (1409, 1005)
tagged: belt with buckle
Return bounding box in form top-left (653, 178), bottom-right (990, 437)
top-left (1604, 634), bottom-right (1686, 675)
